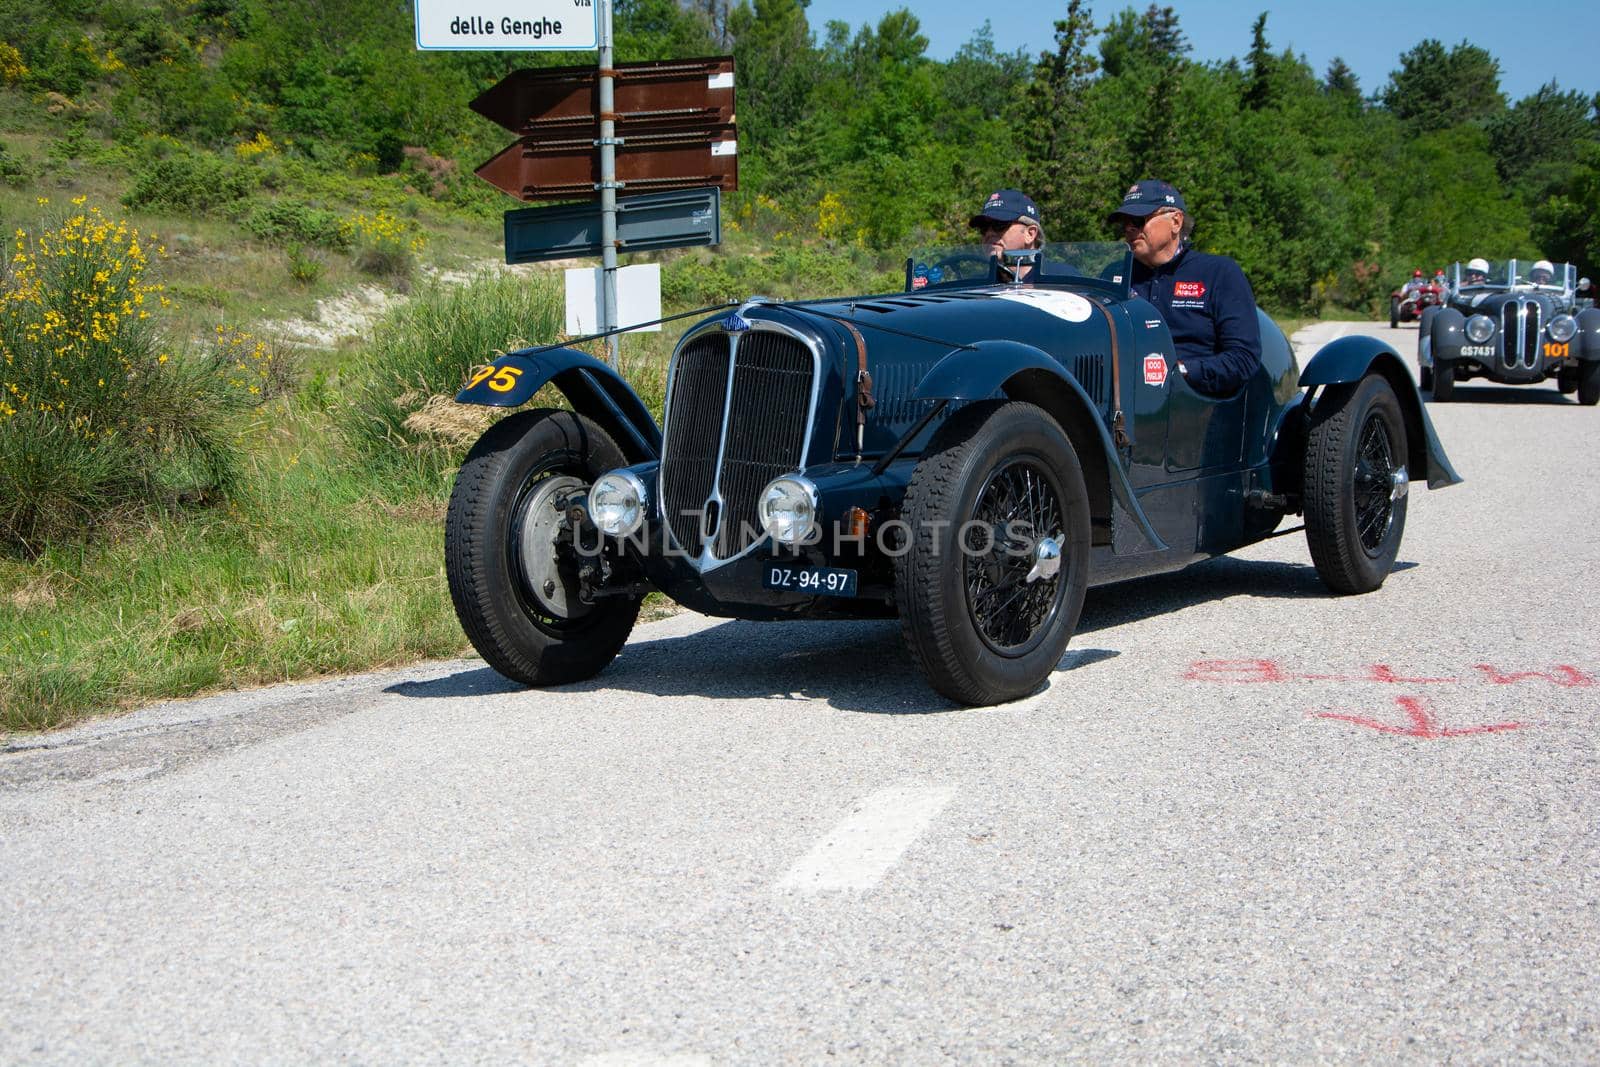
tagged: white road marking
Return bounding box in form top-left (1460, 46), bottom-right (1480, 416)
top-left (777, 783), bottom-right (956, 893)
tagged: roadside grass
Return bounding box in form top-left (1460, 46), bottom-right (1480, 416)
top-left (0, 426), bottom-right (467, 732)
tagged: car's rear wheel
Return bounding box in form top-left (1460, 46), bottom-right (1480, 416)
top-left (895, 401), bottom-right (1091, 706)
top-left (1304, 376), bottom-right (1410, 595)
top-left (1431, 356), bottom-right (1456, 401)
top-left (1578, 360), bottom-right (1600, 407)
top-left (445, 409), bottom-right (641, 686)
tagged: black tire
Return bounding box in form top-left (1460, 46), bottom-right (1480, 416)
top-left (1303, 376), bottom-right (1410, 595)
top-left (1579, 361), bottom-right (1600, 406)
top-left (895, 401), bottom-right (1092, 706)
top-left (1431, 356), bottom-right (1455, 401)
top-left (1419, 366), bottom-right (1433, 390)
top-left (445, 409), bottom-right (641, 686)
top-left (1557, 368), bottom-right (1578, 395)
top-left (1389, 298), bottom-right (1399, 329)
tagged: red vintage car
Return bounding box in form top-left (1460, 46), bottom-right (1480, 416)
top-left (1390, 272), bottom-right (1444, 328)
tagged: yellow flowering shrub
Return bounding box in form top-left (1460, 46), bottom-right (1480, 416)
top-left (0, 203), bottom-right (282, 550)
top-left (234, 132), bottom-right (277, 160)
top-left (340, 209), bottom-right (426, 277)
top-left (0, 42), bottom-right (27, 85)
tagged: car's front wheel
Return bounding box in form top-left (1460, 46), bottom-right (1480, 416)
top-left (1431, 356), bottom-right (1456, 401)
top-left (895, 401), bottom-right (1091, 706)
top-left (1578, 361), bottom-right (1600, 407)
top-left (445, 409), bottom-right (642, 686)
top-left (1389, 298), bottom-right (1400, 329)
top-left (1303, 375), bottom-right (1410, 594)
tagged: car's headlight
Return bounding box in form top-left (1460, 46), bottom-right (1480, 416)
top-left (758, 476), bottom-right (818, 545)
top-left (1465, 314), bottom-right (1495, 343)
top-left (1548, 314), bottom-right (1578, 343)
top-left (589, 469), bottom-right (648, 537)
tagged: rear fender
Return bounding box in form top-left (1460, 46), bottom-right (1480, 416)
top-left (914, 341), bottom-right (1166, 552)
top-left (1299, 335), bottom-right (1462, 490)
top-left (455, 347), bottom-right (661, 463)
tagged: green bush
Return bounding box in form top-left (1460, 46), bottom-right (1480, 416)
top-left (0, 204), bottom-right (273, 552)
top-left (122, 147), bottom-right (258, 214)
top-left (243, 197), bottom-right (348, 248)
top-left (340, 271), bottom-right (564, 467)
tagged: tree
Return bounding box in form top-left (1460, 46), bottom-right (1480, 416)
top-left (1487, 81), bottom-right (1597, 197)
top-left (1011, 0), bottom-right (1116, 241)
top-left (1380, 39), bottom-right (1505, 131)
top-left (1323, 56), bottom-right (1360, 114)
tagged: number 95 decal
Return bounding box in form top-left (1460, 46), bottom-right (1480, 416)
top-left (467, 364), bottom-right (524, 392)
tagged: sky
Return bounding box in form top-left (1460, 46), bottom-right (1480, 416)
top-left (797, 0), bottom-right (1600, 101)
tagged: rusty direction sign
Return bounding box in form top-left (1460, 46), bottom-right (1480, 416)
top-left (471, 56), bottom-right (735, 134)
top-left (476, 124), bottom-right (736, 201)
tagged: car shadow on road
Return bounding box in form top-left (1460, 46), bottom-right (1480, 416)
top-left (1427, 385), bottom-right (1574, 405)
top-left (388, 556), bottom-right (1404, 713)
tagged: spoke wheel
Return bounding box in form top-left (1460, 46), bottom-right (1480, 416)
top-left (1304, 376), bottom-right (1410, 594)
top-left (896, 401), bottom-right (1091, 706)
top-left (964, 459), bottom-right (1067, 656)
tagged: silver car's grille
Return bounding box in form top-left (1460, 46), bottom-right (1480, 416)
top-left (1501, 300), bottom-right (1541, 369)
top-left (660, 327), bottom-right (817, 564)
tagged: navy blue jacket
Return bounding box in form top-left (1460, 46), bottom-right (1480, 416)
top-left (1130, 245), bottom-right (1262, 396)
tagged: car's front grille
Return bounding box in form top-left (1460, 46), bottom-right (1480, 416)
top-left (659, 334), bottom-right (730, 554)
top-left (1501, 300), bottom-right (1541, 369)
top-left (660, 327), bottom-right (816, 564)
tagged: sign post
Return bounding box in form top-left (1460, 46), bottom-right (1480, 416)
top-left (597, 0), bottom-right (619, 365)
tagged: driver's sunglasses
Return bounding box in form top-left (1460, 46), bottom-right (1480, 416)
top-left (1118, 208), bottom-right (1177, 231)
top-left (976, 219), bottom-right (1018, 235)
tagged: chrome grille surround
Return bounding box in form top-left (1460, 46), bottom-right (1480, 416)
top-left (658, 320), bottom-right (822, 572)
top-left (1500, 299), bottom-right (1541, 370)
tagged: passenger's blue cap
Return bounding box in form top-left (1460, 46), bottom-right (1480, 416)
top-left (969, 189), bottom-right (1041, 229)
top-left (1109, 179), bottom-right (1186, 221)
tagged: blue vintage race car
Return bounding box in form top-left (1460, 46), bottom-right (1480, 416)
top-left (444, 241), bottom-right (1460, 705)
top-left (1419, 259), bottom-right (1600, 403)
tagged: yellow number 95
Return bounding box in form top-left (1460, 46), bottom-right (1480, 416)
top-left (467, 364), bottom-right (524, 392)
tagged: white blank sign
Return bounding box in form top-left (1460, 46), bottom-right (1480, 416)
top-left (565, 264), bottom-right (662, 336)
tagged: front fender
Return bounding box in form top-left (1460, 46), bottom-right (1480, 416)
top-left (455, 347), bottom-right (661, 463)
top-left (913, 341), bottom-right (1167, 553)
top-left (1300, 334), bottom-right (1462, 490)
top-left (1577, 307), bottom-right (1600, 362)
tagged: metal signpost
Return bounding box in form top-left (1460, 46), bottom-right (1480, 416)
top-left (416, 0), bottom-right (736, 366)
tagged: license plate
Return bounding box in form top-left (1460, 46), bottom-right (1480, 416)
top-left (761, 564), bottom-right (858, 597)
top-left (1460, 344), bottom-right (1494, 357)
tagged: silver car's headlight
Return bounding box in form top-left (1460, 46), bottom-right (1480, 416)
top-left (1548, 314), bottom-right (1578, 343)
top-left (758, 476), bottom-right (818, 545)
top-left (1465, 314), bottom-right (1495, 343)
top-left (589, 469), bottom-right (648, 537)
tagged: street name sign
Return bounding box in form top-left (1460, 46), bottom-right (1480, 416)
top-left (414, 0), bottom-right (598, 50)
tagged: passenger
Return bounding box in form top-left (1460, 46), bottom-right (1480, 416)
top-left (1464, 257), bottom-right (1491, 286)
top-left (1109, 179), bottom-right (1262, 397)
top-left (1528, 259), bottom-right (1555, 286)
top-left (968, 189), bottom-right (1044, 280)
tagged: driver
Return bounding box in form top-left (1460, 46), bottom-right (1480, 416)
top-left (1109, 179), bottom-right (1261, 397)
top-left (969, 189), bottom-right (1044, 280)
top-left (1465, 257), bottom-right (1491, 285)
top-left (1529, 259), bottom-right (1555, 286)
top-left (1404, 269), bottom-right (1426, 295)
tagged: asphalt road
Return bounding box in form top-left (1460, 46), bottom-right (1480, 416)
top-left (4, 320), bottom-right (1597, 1064)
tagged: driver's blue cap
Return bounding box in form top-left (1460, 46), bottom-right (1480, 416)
top-left (969, 189), bottom-right (1041, 229)
top-left (1109, 179), bottom-right (1186, 221)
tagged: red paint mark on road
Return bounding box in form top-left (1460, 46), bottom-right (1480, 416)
top-left (1366, 664), bottom-right (1457, 684)
top-left (1473, 665), bottom-right (1595, 688)
top-left (1184, 659), bottom-right (1287, 683)
top-left (1314, 696), bottom-right (1524, 739)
